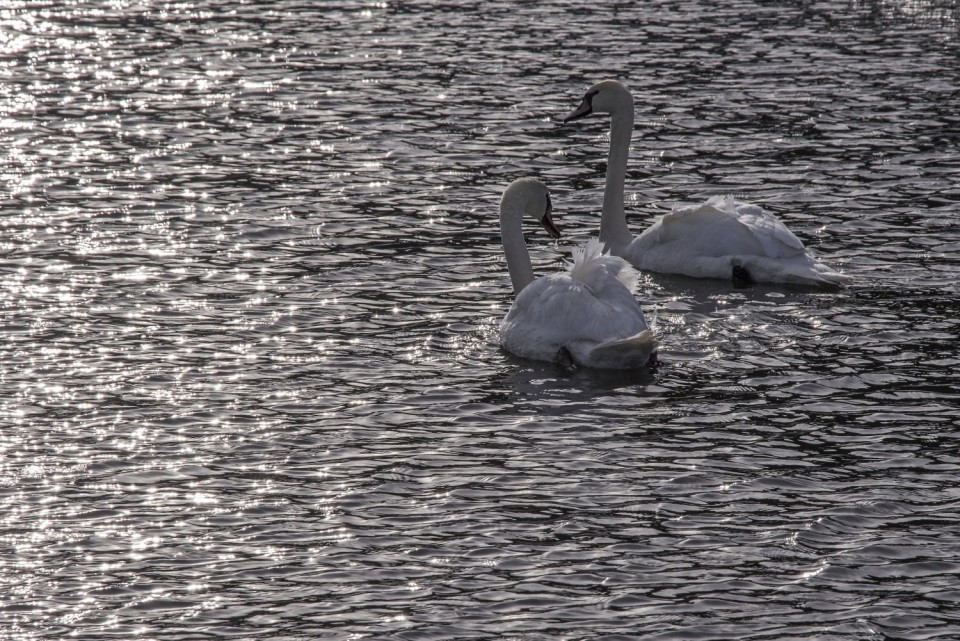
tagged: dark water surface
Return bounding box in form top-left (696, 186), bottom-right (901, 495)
top-left (1, 1), bottom-right (959, 639)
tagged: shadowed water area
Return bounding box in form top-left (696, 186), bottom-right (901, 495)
top-left (1, 1), bottom-right (959, 639)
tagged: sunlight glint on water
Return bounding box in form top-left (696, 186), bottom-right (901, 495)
top-left (0, 1), bottom-right (958, 640)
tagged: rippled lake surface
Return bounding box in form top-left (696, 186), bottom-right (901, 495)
top-left (2, 1), bottom-right (959, 639)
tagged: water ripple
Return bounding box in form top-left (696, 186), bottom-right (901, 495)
top-left (1, 1), bottom-right (959, 640)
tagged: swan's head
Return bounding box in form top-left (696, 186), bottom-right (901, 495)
top-left (563, 80), bottom-right (633, 122)
top-left (501, 178), bottom-right (561, 239)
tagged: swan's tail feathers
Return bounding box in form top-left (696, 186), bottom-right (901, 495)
top-left (582, 330), bottom-right (657, 370)
top-left (569, 238), bottom-right (639, 295)
top-left (808, 266), bottom-right (854, 288)
top-left (765, 259), bottom-right (854, 288)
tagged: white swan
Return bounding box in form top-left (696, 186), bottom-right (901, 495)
top-left (498, 178), bottom-right (656, 370)
top-left (563, 80), bottom-right (851, 287)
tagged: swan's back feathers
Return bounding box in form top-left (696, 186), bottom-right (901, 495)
top-left (501, 242), bottom-right (655, 369)
top-left (653, 196), bottom-right (805, 259)
top-left (708, 196), bottom-right (805, 256)
top-left (568, 238), bottom-right (639, 295)
top-left (506, 270), bottom-right (647, 344)
top-left (628, 196), bottom-right (850, 287)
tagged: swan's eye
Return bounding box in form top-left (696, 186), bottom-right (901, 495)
top-left (585, 89), bottom-right (599, 106)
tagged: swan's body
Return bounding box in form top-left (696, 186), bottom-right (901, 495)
top-left (564, 80), bottom-right (851, 287)
top-left (498, 178), bottom-right (656, 370)
top-left (629, 195), bottom-right (850, 286)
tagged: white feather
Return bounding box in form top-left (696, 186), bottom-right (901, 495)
top-left (627, 196), bottom-right (852, 287)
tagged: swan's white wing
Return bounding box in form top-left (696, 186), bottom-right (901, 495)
top-left (501, 275), bottom-right (648, 356)
top-left (637, 196), bottom-right (805, 259)
top-left (626, 197), bottom-right (850, 287)
top-left (500, 252), bottom-right (655, 369)
top-left (712, 196), bottom-right (805, 258)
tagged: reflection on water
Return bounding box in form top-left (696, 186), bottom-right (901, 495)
top-left (863, 0), bottom-right (959, 30)
top-left (1, 0), bottom-right (959, 639)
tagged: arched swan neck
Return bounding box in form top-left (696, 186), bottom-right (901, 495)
top-left (601, 109), bottom-right (634, 251)
top-left (500, 200), bottom-right (535, 295)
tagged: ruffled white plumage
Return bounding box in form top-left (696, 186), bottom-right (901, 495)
top-left (500, 239), bottom-right (656, 369)
top-left (568, 237), bottom-right (639, 296)
top-left (626, 195), bottom-right (852, 286)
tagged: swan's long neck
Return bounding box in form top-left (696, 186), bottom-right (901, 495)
top-left (601, 108), bottom-right (634, 253)
top-left (500, 199), bottom-right (535, 295)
